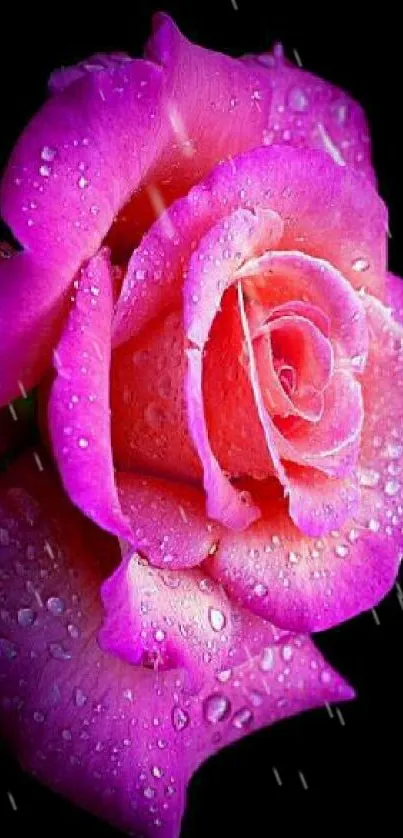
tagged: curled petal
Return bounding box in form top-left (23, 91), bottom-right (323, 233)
top-left (48, 249), bottom-right (131, 540)
top-left (113, 144), bottom-right (386, 348)
top-left (184, 207), bottom-right (283, 529)
top-left (238, 250), bottom-right (369, 371)
top-left (207, 296), bottom-right (403, 632)
top-left (117, 470), bottom-right (221, 569)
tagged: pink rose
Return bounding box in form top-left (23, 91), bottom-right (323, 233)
top-left (1, 14), bottom-right (402, 837)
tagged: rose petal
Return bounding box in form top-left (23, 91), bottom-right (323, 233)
top-left (113, 145), bottom-right (386, 348)
top-left (238, 250), bottom-right (369, 371)
top-left (242, 44), bottom-right (375, 179)
top-left (48, 249), bottom-right (131, 540)
top-left (184, 207), bottom-right (284, 529)
top-left (0, 56), bottom-right (165, 405)
top-left (275, 370), bottom-right (364, 479)
top-left (207, 295), bottom-right (403, 632)
top-left (99, 549), bottom-right (237, 689)
top-left (48, 52), bottom-right (133, 94)
top-left (111, 308), bottom-right (202, 482)
top-left (117, 470), bottom-right (221, 570)
top-left (0, 449), bottom-right (354, 836)
top-left (387, 272), bottom-right (403, 324)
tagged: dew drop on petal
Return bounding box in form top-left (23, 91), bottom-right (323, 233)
top-left (385, 479), bottom-right (400, 497)
top-left (259, 647), bottom-right (274, 671)
top-left (287, 86), bottom-right (309, 112)
top-left (17, 608), bottom-right (36, 627)
top-left (208, 607), bottom-right (226, 632)
top-left (203, 693), bottom-right (231, 724)
top-left (46, 596), bottom-right (65, 615)
top-left (232, 707), bottom-right (253, 729)
top-left (41, 146), bottom-right (57, 162)
top-left (352, 258), bottom-right (370, 272)
top-left (171, 706), bottom-right (189, 732)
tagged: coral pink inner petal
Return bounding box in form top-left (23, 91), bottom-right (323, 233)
top-left (238, 249), bottom-right (369, 371)
top-left (116, 470), bottom-right (221, 570)
top-left (184, 207), bottom-right (284, 529)
top-left (207, 294), bottom-right (403, 632)
top-left (48, 249), bottom-right (131, 540)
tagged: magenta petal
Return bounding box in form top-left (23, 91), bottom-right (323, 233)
top-left (387, 272), bottom-right (403, 325)
top-left (0, 451), bottom-right (354, 837)
top-left (241, 41), bottom-right (375, 181)
top-left (48, 249), bottom-right (131, 540)
top-left (117, 471), bottom-right (221, 569)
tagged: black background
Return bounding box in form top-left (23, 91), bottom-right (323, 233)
top-left (1, 1), bottom-right (402, 834)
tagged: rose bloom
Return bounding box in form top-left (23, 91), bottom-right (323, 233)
top-left (1, 13), bottom-right (403, 837)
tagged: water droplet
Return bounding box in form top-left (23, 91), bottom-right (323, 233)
top-left (33, 710), bottom-right (45, 723)
top-left (78, 175), bottom-right (89, 189)
top-left (48, 642), bottom-right (72, 660)
top-left (0, 637), bottom-right (17, 659)
top-left (259, 647), bottom-right (274, 671)
top-left (17, 608), bottom-right (36, 627)
top-left (216, 667), bottom-right (232, 684)
top-left (385, 479), bottom-right (400, 497)
top-left (352, 258), bottom-right (369, 272)
top-left (67, 623), bottom-right (80, 639)
top-left (320, 669), bottom-right (331, 684)
top-left (232, 707), bottom-right (253, 729)
top-left (74, 687), bottom-right (87, 707)
top-left (78, 437), bottom-right (89, 449)
top-left (143, 786), bottom-right (155, 799)
top-left (151, 766), bottom-right (164, 778)
top-left (171, 706), bottom-right (189, 732)
top-left (208, 607), bottom-right (226, 632)
top-left (46, 596), bottom-right (65, 616)
top-left (359, 468), bottom-right (380, 488)
top-left (198, 578), bottom-right (214, 593)
top-left (0, 528), bottom-right (10, 546)
top-left (248, 689), bottom-right (264, 707)
top-left (154, 629), bottom-right (165, 642)
top-left (39, 164), bottom-right (52, 178)
top-left (253, 582), bottom-right (267, 597)
top-left (282, 644), bottom-right (293, 662)
top-left (62, 728), bottom-right (72, 740)
top-left (335, 544), bottom-right (349, 558)
top-left (41, 146), bottom-right (57, 162)
top-left (368, 518), bottom-right (380, 533)
top-left (287, 86), bottom-right (309, 112)
top-left (203, 693), bottom-right (231, 724)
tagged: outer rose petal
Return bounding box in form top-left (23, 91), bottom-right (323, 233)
top-left (48, 249), bottom-right (131, 540)
top-left (387, 272), bottom-right (403, 324)
top-left (0, 450), bottom-right (354, 836)
top-left (0, 56), bottom-right (164, 405)
top-left (113, 145), bottom-right (387, 348)
top-left (242, 43), bottom-right (375, 181)
top-left (117, 471), bottom-right (221, 570)
top-left (207, 295), bottom-right (403, 632)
